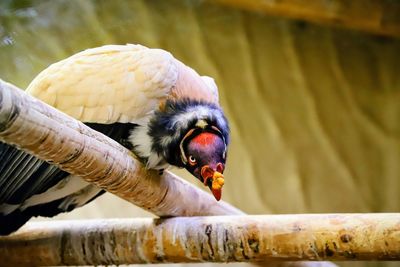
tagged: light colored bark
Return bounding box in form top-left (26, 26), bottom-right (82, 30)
top-left (0, 79), bottom-right (241, 217)
top-left (213, 0), bottom-right (400, 38)
top-left (0, 214), bottom-right (397, 266)
top-left (0, 80), bottom-right (338, 267)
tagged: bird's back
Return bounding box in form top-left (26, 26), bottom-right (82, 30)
top-left (0, 44), bottom-right (223, 235)
top-left (26, 44), bottom-right (179, 124)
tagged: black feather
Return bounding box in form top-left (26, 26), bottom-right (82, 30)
top-left (84, 122), bottom-right (138, 150)
top-left (147, 99), bottom-right (229, 167)
top-left (0, 122), bottom-right (136, 235)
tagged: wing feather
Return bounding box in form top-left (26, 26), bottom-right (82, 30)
top-left (0, 142), bottom-right (104, 235)
top-left (26, 44), bottom-right (178, 123)
top-left (0, 122), bottom-right (135, 220)
top-left (1, 44), bottom-right (222, 234)
top-left (0, 143), bottom-right (68, 205)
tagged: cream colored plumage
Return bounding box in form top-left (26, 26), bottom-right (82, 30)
top-left (26, 44), bottom-right (223, 170)
top-left (27, 44), bottom-right (177, 123)
top-left (0, 44), bottom-right (228, 235)
top-left (27, 44), bottom-right (219, 124)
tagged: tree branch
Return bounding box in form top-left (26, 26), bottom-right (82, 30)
top-left (0, 80), bottom-right (338, 267)
top-left (0, 79), bottom-right (241, 216)
top-left (1, 214), bottom-right (397, 266)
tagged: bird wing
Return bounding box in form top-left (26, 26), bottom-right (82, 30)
top-left (0, 143), bottom-right (66, 206)
top-left (26, 44), bottom-right (179, 123)
top-left (0, 142), bottom-right (104, 235)
top-left (1, 44), bottom-right (222, 235)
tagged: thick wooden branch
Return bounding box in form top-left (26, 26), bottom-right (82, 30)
top-left (0, 80), bottom-right (336, 267)
top-left (0, 79), bottom-right (241, 216)
top-left (213, 0), bottom-right (400, 38)
top-left (0, 214), bottom-right (398, 266)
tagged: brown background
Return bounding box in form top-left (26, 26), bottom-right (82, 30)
top-left (1, 1), bottom-right (399, 266)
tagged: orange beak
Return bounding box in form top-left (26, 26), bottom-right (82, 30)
top-left (201, 166), bottom-right (225, 201)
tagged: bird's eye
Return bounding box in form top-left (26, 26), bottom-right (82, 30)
top-left (188, 155), bottom-right (197, 165)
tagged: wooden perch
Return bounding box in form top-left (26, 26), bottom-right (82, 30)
top-left (214, 0), bottom-right (400, 38)
top-left (0, 214), bottom-right (398, 266)
top-left (0, 79), bottom-right (241, 217)
top-left (0, 80), bottom-right (336, 267)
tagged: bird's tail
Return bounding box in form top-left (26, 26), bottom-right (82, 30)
top-left (0, 211), bottom-right (32, 236)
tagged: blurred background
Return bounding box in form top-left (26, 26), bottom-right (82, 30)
top-left (1, 1), bottom-right (399, 267)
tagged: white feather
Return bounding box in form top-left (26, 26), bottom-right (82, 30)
top-left (147, 153), bottom-right (168, 170)
top-left (19, 175), bottom-right (91, 211)
top-left (170, 105), bottom-right (227, 140)
top-left (57, 184), bottom-right (103, 210)
top-left (128, 104), bottom-right (226, 170)
top-left (129, 124), bottom-right (152, 159)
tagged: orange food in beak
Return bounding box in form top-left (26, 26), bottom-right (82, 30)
top-left (211, 171), bottom-right (224, 201)
top-left (201, 165), bottom-right (225, 201)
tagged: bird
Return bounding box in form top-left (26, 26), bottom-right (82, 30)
top-left (0, 44), bottom-right (229, 235)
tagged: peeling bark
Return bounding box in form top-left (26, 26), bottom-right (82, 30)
top-left (0, 214), bottom-right (398, 266)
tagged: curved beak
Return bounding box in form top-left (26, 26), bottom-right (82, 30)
top-left (201, 165), bottom-right (225, 201)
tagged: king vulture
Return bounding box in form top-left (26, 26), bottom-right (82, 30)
top-left (0, 44), bottom-right (229, 235)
